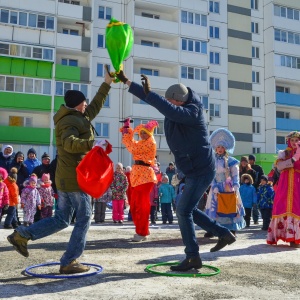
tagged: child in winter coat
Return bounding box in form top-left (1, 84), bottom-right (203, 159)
top-left (21, 174), bottom-right (41, 226)
top-left (94, 187), bottom-right (112, 223)
top-left (149, 183), bottom-right (159, 225)
top-left (3, 167), bottom-right (19, 229)
top-left (239, 174), bottom-right (257, 227)
top-left (257, 175), bottom-right (274, 231)
top-left (38, 173), bottom-right (55, 219)
top-left (0, 167), bottom-right (9, 222)
top-left (110, 163), bottom-right (129, 224)
top-left (159, 175), bottom-right (175, 224)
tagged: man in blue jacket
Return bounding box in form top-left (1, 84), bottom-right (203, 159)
top-left (117, 71), bottom-right (236, 271)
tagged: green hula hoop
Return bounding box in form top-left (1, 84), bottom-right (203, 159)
top-left (146, 262), bottom-right (220, 277)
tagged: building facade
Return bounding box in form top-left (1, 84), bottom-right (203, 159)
top-left (0, 0), bottom-right (299, 171)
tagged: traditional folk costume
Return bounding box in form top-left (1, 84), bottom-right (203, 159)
top-left (205, 128), bottom-right (246, 232)
top-left (120, 120), bottom-right (158, 239)
top-left (267, 131), bottom-right (300, 246)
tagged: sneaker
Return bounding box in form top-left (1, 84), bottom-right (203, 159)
top-left (131, 234), bottom-right (147, 242)
top-left (170, 256), bottom-right (202, 272)
top-left (210, 231), bottom-right (236, 252)
top-left (59, 260), bottom-right (90, 274)
top-left (7, 231), bottom-right (30, 258)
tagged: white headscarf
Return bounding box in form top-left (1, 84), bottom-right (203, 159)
top-left (2, 145), bottom-right (13, 158)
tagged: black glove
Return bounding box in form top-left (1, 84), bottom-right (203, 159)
top-left (104, 64), bottom-right (115, 79)
top-left (116, 70), bottom-right (129, 84)
top-left (141, 74), bottom-right (151, 95)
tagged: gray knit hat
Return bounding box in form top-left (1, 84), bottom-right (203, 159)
top-left (165, 84), bottom-right (189, 102)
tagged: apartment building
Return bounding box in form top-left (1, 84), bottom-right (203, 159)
top-left (1, 0), bottom-right (300, 170)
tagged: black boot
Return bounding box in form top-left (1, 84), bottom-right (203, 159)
top-left (204, 232), bottom-right (214, 238)
top-left (170, 256), bottom-right (202, 271)
top-left (210, 231), bottom-right (236, 252)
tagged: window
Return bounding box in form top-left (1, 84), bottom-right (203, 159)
top-left (252, 96), bottom-right (260, 108)
top-left (62, 58), bottom-right (78, 67)
top-left (275, 54), bottom-right (300, 69)
top-left (141, 12), bottom-right (160, 19)
top-left (98, 6), bottom-right (112, 20)
top-left (210, 52), bottom-right (220, 64)
top-left (273, 5), bottom-right (300, 20)
top-left (182, 38), bottom-right (207, 54)
top-left (98, 34), bottom-right (104, 48)
top-left (0, 43), bottom-right (9, 54)
top-left (251, 0), bottom-right (258, 10)
top-left (209, 103), bottom-right (220, 117)
top-left (252, 46), bottom-right (259, 59)
top-left (181, 66), bottom-right (207, 81)
top-left (276, 86), bottom-right (290, 93)
top-left (62, 28), bottom-right (79, 35)
top-left (9, 116), bottom-right (32, 127)
top-left (276, 136), bottom-right (285, 144)
top-left (209, 26), bottom-right (220, 38)
top-left (251, 22), bottom-right (259, 34)
top-left (276, 111), bottom-right (290, 119)
top-left (181, 10), bottom-right (207, 26)
top-left (200, 95), bottom-right (209, 110)
top-left (252, 121), bottom-right (260, 134)
top-left (209, 1), bottom-right (220, 13)
top-left (252, 147), bottom-right (261, 154)
top-left (97, 64), bottom-right (104, 76)
top-left (0, 9), bottom-right (9, 23)
top-left (252, 71), bottom-right (260, 83)
top-left (140, 68), bottom-right (159, 76)
top-left (95, 122), bottom-right (109, 137)
top-left (55, 81), bottom-right (88, 97)
top-left (141, 40), bottom-right (159, 47)
top-left (18, 12), bottom-right (27, 26)
top-left (210, 77), bottom-right (220, 90)
top-left (103, 94), bottom-right (110, 107)
top-left (274, 28), bottom-right (300, 45)
top-left (10, 11), bottom-right (18, 24)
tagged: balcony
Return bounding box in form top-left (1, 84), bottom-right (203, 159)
top-left (57, 2), bottom-right (92, 21)
top-left (133, 74), bottom-right (177, 91)
top-left (56, 33), bottom-right (91, 52)
top-left (276, 92), bottom-right (300, 107)
top-left (134, 16), bottom-right (178, 35)
top-left (276, 117), bottom-right (300, 131)
top-left (133, 44), bottom-right (178, 64)
top-left (0, 125), bottom-right (51, 144)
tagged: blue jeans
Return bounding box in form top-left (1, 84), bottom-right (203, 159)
top-left (16, 190), bottom-right (92, 266)
top-left (176, 170), bottom-right (230, 258)
top-left (161, 203), bottom-right (173, 223)
top-left (4, 206), bottom-right (18, 226)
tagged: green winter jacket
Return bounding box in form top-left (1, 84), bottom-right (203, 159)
top-left (53, 82), bottom-right (111, 192)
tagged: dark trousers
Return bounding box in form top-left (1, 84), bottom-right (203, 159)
top-left (244, 208), bottom-right (252, 227)
top-left (4, 206), bottom-right (18, 227)
top-left (150, 205), bottom-right (157, 223)
top-left (161, 203), bottom-right (173, 223)
top-left (252, 204), bottom-right (259, 223)
top-left (94, 202), bottom-right (107, 222)
top-left (260, 208), bottom-right (272, 230)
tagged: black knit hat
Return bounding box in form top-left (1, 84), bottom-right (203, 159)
top-left (42, 152), bottom-right (50, 160)
top-left (64, 90), bottom-right (86, 108)
top-left (248, 154), bottom-right (256, 161)
top-left (260, 175), bottom-right (268, 182)
top-left (27, 148), bottom-right (37, 156)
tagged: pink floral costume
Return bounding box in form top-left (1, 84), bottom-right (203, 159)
top-left (21, 183), bottom-right (41, 224)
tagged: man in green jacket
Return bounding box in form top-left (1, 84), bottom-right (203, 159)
top-left (7, 68), bottom-right (113, 274)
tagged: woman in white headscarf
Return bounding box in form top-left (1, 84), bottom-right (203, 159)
top-left (0, 145), bottom-right (15, 171)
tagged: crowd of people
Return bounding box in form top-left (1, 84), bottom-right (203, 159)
top-left (2, 66), bottom-right (300, 275)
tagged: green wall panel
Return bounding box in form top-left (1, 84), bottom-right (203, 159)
top-left (54, 96), bottom-right (65, 111)
top-left (0, 57), bottom-right (53, 78)
top-left (37, 61), bottom-right (52, 78)
top-left (0, 125), bottom-right (50, 145)
top-left (11, 58), bottom-right (24, 76)
top-left (0, 57), bottom-right (12, 74)
top-left (55, 64), bottom-right (81, 82)
top-left (0, 92), bottom-right (51, 111)
top-left (24, 60), bottom-right (38, 77)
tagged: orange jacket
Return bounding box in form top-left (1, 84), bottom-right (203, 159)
top-left (122, 127), bottom-right (157, 187)
top-left (4, 178), bottom-right (19, 206)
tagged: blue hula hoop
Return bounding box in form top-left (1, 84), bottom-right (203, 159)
top-left (25, 262), bottom-right (103, 279)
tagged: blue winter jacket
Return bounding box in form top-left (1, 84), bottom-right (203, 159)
top-left (159, 183), bottom-right (175, 204)
top-left (239, 183), bottom-right (257, 208)
top-left (129, 82), bottom-right (214, 177)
